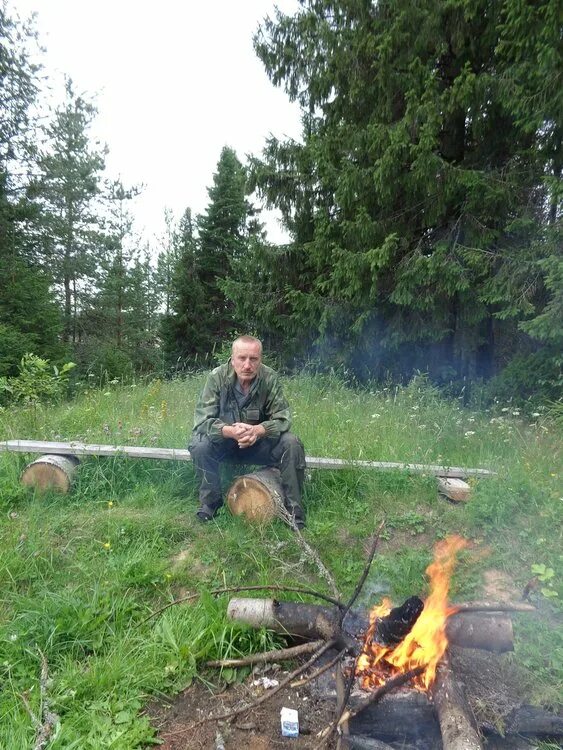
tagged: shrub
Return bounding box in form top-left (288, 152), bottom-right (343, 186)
top-left (0, 354), bottom-right (75, 406)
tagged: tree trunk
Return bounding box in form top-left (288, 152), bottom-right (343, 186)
top-left (227, 598), bottom-right (514, 653)
top-left (21, 454), bottom-right (80, 493)
top-left (445, 612), bottom-right (513, 653)
top-left (431, 652), bottom-right (483, 750)
top-left (226, 468), bottom-right (285, 522)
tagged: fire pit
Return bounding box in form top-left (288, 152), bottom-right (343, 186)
top-left (226, 533), bottom-right (561, 749)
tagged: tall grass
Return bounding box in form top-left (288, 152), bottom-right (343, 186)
top-left (0, 373), bottom-right (561, 746)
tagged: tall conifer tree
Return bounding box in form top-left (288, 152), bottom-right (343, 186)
top-left (0, 3), bottom-right (62, 375)
top-left (165, 147), bottom-right (256, 365)
top-left (249, 0), bottom-right (561, 383)
top-left (35, 79), bottom-right (106, 344)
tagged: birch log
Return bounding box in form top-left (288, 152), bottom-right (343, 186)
top-left (226, 468), bottom-right (285, 522)
top-left (227, 598), bottom-right (515, 653)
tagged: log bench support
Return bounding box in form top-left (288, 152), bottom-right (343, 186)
top-left (20, 454), bottom-right (80, 493)
top-left (438, 476), bottom-right (472, 503)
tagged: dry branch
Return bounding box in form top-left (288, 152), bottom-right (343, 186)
top-left (165, 639), bottom-right (338, 735)
top-left (449, 601), bottom-right (535, 614)
top-left (205, 640), bottom-right (324, 668)
top-left (340, 521), bottom-right (385, 623)
top-left (291, 648), bottom-right (347, 688)
top-left (34, 651), bottom-right (59, 750)
top-left (277, 503), bottom-right (341, 599)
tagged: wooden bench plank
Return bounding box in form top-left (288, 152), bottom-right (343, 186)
top-left (0, 439), bottom-right (496, 478)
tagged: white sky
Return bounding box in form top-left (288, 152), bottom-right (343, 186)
top-left (13, 0), bottom-right (303, 248)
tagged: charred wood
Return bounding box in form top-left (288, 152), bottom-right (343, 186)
top-left (504, 704), bottom-right (563, 738)
top-left (343, 738), bottom-right (397, 749)
top-left (445, 613), bottom-right (513, 653)
top-left (372, 596), bottom-right (424, 646)
top-left (347, 691), bottom-right (441, 746)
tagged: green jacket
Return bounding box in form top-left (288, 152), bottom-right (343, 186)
top-left (192, 362), bottom-right (291, 442)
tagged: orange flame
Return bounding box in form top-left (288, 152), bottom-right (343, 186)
top-left (357, 535), bottom-right (468, 691)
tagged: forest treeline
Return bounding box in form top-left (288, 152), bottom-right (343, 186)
top-left (1, 0), bottom-right (561, 402)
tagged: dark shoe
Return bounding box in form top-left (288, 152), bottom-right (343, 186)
top-left (294, 519), bottom-right (306, 531)
top-left (196, 506), bottom-right (217, 523)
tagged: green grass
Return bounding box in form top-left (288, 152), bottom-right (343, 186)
top-left (0, 373), bottom-right (561, 746)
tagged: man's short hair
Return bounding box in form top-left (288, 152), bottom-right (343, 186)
top-left (232, 335), bottom-right (262, 354)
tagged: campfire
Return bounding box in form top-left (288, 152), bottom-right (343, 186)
top-left (151, 520), bottom-right (561, 748)
top-left (357, 535), bottom-right (468, 692)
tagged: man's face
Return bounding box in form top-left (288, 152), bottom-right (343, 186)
top-left (231, 341), bottom-right (262, 384)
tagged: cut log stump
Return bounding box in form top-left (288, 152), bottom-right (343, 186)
top-left (21, 454), bottom-right (80, 493)
top-left (438, 477), bottom-right (471, 502)
top-left (226, 467), bottom-right (285, 522)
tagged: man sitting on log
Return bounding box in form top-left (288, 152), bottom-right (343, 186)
top-left (189, 335), bottom-right (306, 528)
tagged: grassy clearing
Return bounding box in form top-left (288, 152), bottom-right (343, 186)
top-left (0, 373), bottom-right (561, 747)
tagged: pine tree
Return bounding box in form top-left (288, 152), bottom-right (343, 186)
top-left (35, 79), bottom-right (106, 344)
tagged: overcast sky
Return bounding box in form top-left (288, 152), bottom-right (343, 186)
top-left (13, 0), bottom-right (303, 247)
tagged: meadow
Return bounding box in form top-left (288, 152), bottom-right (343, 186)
top-left (0, 373), bottom-right (561, 748)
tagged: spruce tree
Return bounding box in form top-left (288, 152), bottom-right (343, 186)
top-left (250, 0), bottom-right (561, 383)
top-left (165, 147), bottom-right (256, 365)
top-left (80, 179), bottom-right (146, 376)
top-left (195, 146), bottom-right (252, 347)
top-left (160, 207), bottom-right (207, 368)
